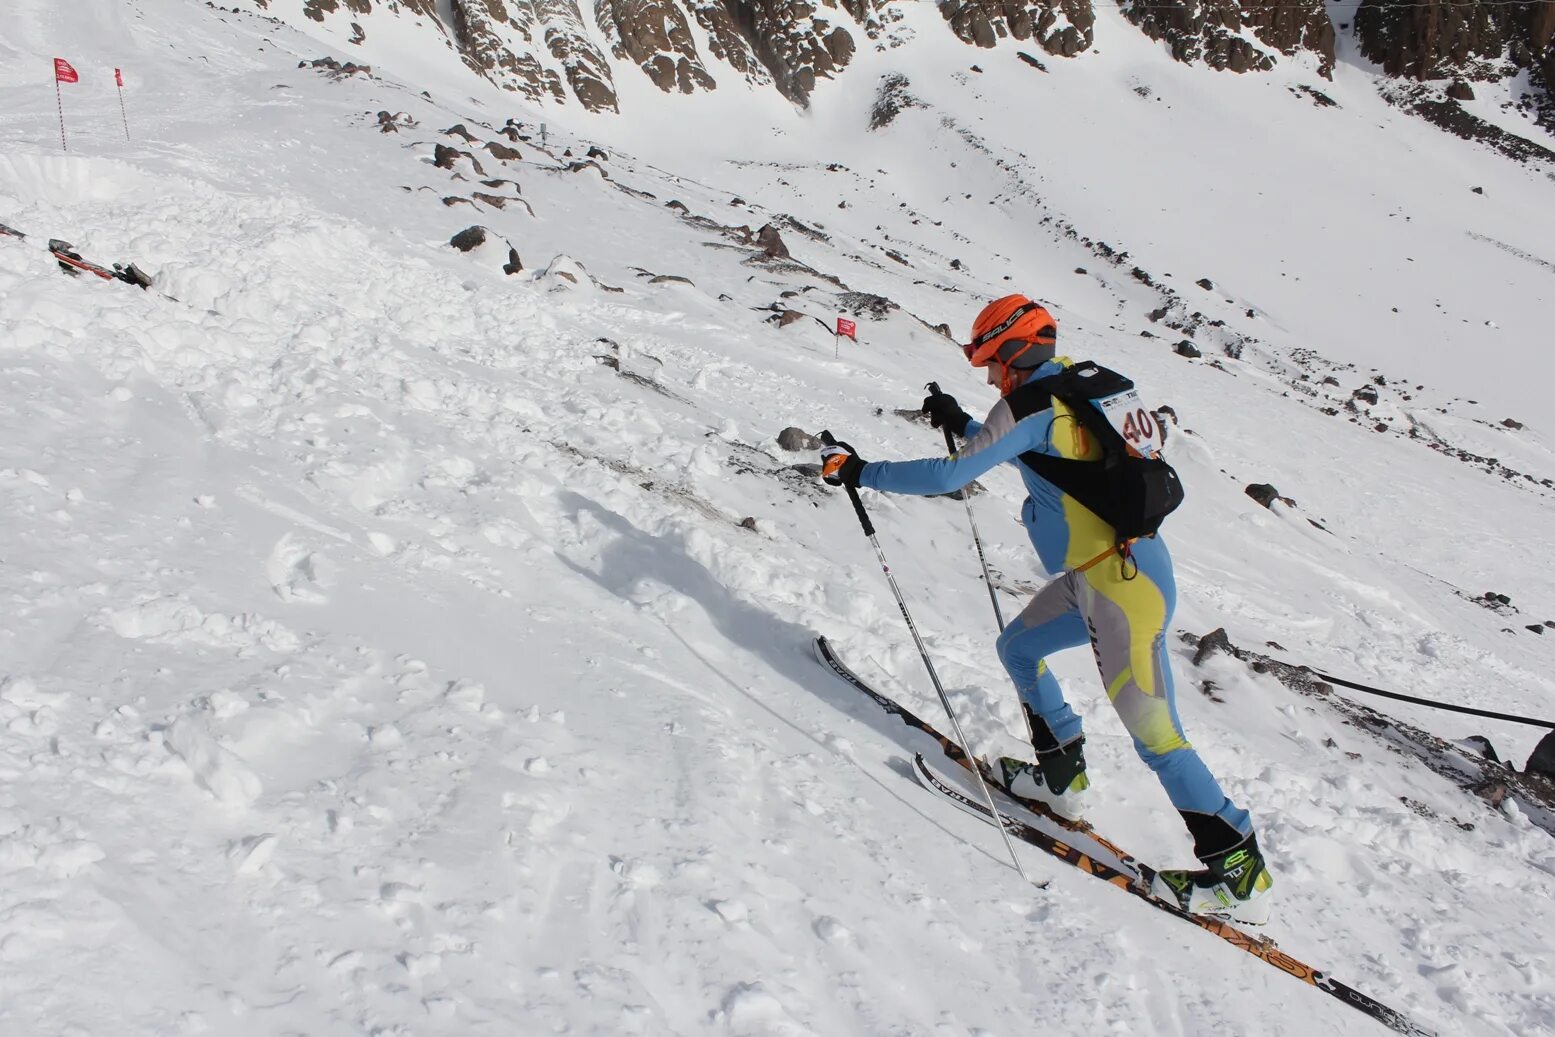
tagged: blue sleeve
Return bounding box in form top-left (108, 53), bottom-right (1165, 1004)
top-left (858, 408), bottom-right (1050, 497)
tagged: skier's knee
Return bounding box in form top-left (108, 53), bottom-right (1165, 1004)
top-left (1133, 728), bottom-right (1191, 766)
top-left (995, 623), bottom-right (1022, 669)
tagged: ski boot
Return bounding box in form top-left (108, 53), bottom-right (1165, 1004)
top-left (1151, 813), bottom-right (1274, 926)
top-left (998, 709), bottom-right (1089, 821)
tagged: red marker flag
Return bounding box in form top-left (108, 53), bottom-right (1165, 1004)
top-left (836, 317), bottom-right (857, 341)
top-left (54, 58), bottom-right (79, 84)
top-left (115, 67), bottom-right (124, 87)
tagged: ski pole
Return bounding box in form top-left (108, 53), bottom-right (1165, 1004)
top-left (927, 382), bottom-right (1005, 631)
top-left (820, 430), bottom-right (1032, 884)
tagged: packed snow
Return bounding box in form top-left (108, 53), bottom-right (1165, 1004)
top-left (2, 1), bottom-right (1554, 1035)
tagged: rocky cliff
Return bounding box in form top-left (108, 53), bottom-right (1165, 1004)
top-left (270, 0), bottom-right (1550, 137)
top-left (1122, 0), bottom-right (1334, 77)
top-left (1355, 0), bottom-right (1554, 133)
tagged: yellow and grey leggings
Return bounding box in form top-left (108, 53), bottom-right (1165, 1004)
top-left (995, 535), bottom-right (1252, 836)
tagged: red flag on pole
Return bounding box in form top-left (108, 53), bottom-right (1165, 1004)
top-left (54, 58), bottom-right (79, 84)
top-left (115, 67), bottom-right (124, 87)
top-left (836, 317), bottom-right (857, 341)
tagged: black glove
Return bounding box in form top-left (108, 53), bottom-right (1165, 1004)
top-left (819, 441), bottom-right (867, 488)
top-left (922, 390), bottom-right (971, 437)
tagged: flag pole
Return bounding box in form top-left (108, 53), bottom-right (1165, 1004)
top-left (116, 71), bottom-right (130, 141)
top-left (56, 77), bottom-right (67, 151)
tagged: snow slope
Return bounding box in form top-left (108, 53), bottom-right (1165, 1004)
top-left (2, 1), bottom-right (1555, 1035)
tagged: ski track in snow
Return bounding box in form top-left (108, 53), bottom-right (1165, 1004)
top-left (2, 0), bottom-right (1555, 1035)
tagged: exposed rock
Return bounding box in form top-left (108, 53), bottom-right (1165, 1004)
top-left (1192, 626), bottom-right (1234, 667)
top-left (778, 427), bottom-right (822, 451)
top-left (1529, 729), bottom-right (1555, 781)
top-left (1125, 0), bottom-right (1282, 75)
top-left (450, 226), bottom-right (489, 252)
top-left (1175, 340), bottom-right (1202, 358)
top-left (684, 0), bottom-right (770, 87)
top-left (1447, 80), bottom-right (1476, 100)
top-left (837, 292), bottom-right (897, 319)
top-left (649, 274), bottom-right (694, 285)
top-left (757, 224), bottom-right (790, 259)
top-left (587, 146), bottom-right (608, 160)
top-left (871, 72), bottom-right (924, 129)
top-left (445, 224), bottom-right (520, 275)
top-left (1245, 483), bottom-right (1296, 508)
top-left (376, 110), bottom-right (415, 132)
top-left (1502, 417), bottom-right (1525, 429)
top-left (486, 140), bottom-right (522, 161)
top-left (300, 53), bottom-right (375, 76)
top-left (545, 12), bottom-right (620, 112)
top-left (1240, 0), bottom-right (1335, 76)
top-left (1195, 277), bottom-right (1214, 290)
top-left (706, 0), bottom-right (859, 105)
top-left (433, 143), bottom-right (486, 175)
top-left (941, 0), bottom-right (1096, 59)
top-left (1356, 0), bottom-right (1528, 81)
top-left (1400, 93), bottom-right (1555, 164)
top-left (446, 0), bottom-right (571, 107)
top-left (1291, 83), bottom-right (1339, 106)
top-left (443, 123), bottom-right (481, 142)
top-left (595, 0), bottom-right (717, 94)
top-left (775, 310), bottom-right (807, 327)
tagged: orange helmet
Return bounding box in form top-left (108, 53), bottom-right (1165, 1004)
top-left (963, 294), bottom-right (1058, 371)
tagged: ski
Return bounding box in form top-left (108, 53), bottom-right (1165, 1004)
top-left (813, 635), bottom-right (1140, 870)
top-left (0, 221), bottom-right (155, 291)
top-left (914, 754), bottom-right (1435, 1036)
top-left (812, 636), bottom-right (1434, 1036)
top-left (48, 238), bottom-right (154, 289)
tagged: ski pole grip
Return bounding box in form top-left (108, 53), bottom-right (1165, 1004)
top-left (925, 381), bottom-right (957, 453)
top-left (818, 429), bottom-right (874, 538)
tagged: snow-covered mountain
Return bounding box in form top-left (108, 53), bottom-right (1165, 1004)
top-left (2, 0), bottom-right (1555, 1035)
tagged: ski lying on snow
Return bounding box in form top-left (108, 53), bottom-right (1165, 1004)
top-left (812, 636), bottom-right (1435, 1037)
top-left (0, 220), bottom-right (154, 290)
top-left (48, 238), bottom-right (154, 289)
top-left (813, 635), bottom-right (1140, 871)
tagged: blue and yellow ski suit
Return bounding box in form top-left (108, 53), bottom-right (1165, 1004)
top-left (857, 358), bottom-right (1250, 835)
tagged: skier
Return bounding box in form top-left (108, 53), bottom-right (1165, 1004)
top-left (818, 294), bottom-right (1274, 924)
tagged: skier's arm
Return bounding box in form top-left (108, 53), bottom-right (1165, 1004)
top-left (858, 402), bottom-right (1050, 497)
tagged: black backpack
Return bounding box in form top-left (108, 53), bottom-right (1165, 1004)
top-left (1005, 361), bottom-right (1184, 543)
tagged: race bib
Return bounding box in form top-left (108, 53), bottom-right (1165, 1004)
top-left (1095, 389), bottom-right (1165, 459)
